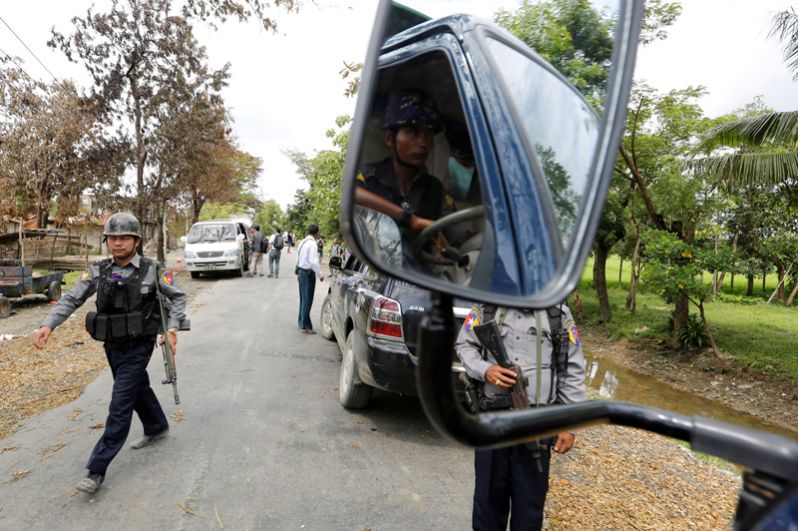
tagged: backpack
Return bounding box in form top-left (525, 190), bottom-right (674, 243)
top-left (273, 233), bottom-right (285, 250)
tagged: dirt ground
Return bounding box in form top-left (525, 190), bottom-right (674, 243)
top-left (0, 271), bottom-right (779, 529)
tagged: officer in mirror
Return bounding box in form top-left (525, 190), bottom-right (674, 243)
top-left (32, 212), bottom-right (187, 494)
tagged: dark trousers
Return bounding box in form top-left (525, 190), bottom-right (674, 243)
top-left (297, 268), bottom-right (316, 330)
top-left (86, 340), bottom-right (168, 475)
top-left (473, 443), bottom-right (552, 531)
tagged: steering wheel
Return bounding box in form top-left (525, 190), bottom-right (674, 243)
top-left (413, 206), bottom-right (485, 266)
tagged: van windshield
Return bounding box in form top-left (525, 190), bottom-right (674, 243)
top-left (187, 224), bottom-right (237, 243)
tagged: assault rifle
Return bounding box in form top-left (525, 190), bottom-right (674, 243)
top-left (473, 320), bottom-right (529, 410)
top-left (155, 277), bottom-right (190, 405)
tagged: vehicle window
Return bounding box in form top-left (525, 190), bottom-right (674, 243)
top-left (187, 223), bottom-right (237, 243)
top-left (485, 37), bottom-right (600, 240)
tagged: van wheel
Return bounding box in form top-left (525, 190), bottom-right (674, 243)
top-left (190, 272), bottom-right (200, 279)
top-left (0, 297), bottom-right (10, 319)
top-left (233, 263), bottom-right (244, 277)
top-left (320, 295), bottom-right (335, 341)
top-left (340, 331), bottom-right (372, 409)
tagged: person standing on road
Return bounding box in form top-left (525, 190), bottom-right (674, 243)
top-left (455, 304), bottom-right (587, 531)
top-left (267, 227), bottom-right (285, 278)
top-left (295, 224), bottom-right (324, 334)
top-left (286, 231), bottom-right (294, 254)
top-left (32, 212), bottom-right (187, 494)
top-left (248, 225), bottom-right (267, 277)
top-left (329, 239), bottom-right (342, 260)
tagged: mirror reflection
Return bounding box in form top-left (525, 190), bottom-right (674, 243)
top-left (349, 1), bottom-right (616, 297)
top-left (352, 52), bottom-right (486, 286)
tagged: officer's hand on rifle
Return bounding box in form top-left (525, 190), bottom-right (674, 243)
top-left (553, 432), bottom-right (575, 454)
top-left (159, 330), bottom-right (178, 355)
top-left (32, 326), bottom-right (51, 350)
top-left (485, 364), bottom-right (517, 388)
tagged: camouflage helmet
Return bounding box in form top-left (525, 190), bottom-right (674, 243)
top-left (103, 212), bottom-right (142, 239)
top-left (382, 88), bottom-right (442, 134)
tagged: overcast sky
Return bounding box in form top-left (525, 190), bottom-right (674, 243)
top-left (1, 1), bottom-right (796, 210)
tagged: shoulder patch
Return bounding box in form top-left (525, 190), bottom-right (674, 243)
top-left (80, 270), bottom-right (91, 282)
top-left (356, 172), bottom-right (366, 182)
top-left (444, 193), bottom-right (454, 208)
top-left (161, 270), bottom-right (174, 286)
top-left (568, 323), bottom-right (581, 347)
top-left (463, 305), bottom-right (482, 332)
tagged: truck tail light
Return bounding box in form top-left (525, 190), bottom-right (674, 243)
top-left (367, 296), bottom-right (403, 340)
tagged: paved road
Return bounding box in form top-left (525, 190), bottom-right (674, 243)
top-left (0, 257), bottom-right (473, 530)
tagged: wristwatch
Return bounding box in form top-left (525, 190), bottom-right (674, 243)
top-left (398, 202), bottom-right (415, 228)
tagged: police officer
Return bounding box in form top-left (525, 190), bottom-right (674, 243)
top-left (455, 304), bottom-right (587, 531)
top-left (32, 212), bottom-right (187, 494)
top-left (354, 87), bottom-right (455, 235)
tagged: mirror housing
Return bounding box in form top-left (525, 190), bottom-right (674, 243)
top-left (340, 1), bottom-right (643, 308)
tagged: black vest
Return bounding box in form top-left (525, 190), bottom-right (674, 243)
top-left (85, 258), bottom-right (161, 343)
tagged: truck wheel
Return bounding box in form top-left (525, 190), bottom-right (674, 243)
top-left (320, 295), bottom-right (335, 341)
top-left (47, 281), bottom-right (62, 302)
top-left (233, 262), bottom-right (244, 277)
top-left (190, 272), bottom-right (200, 279)
top-left (339, 331), bottom-right (372, 409)
top-left (0, 297), bottom-right (10, 319)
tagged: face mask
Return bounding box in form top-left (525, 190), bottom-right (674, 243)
top-left (448, 157), bottom-right (475, 200)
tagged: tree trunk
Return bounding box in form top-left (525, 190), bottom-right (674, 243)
top-left (714, 232), bottom-right (739, 293)
top-left (192, 193), bottom-right (204, 225)
top-left (777, 262), bottom-right (785, 300)
top-left (156, 202), bottom-right (166, 263)
top-left (626, 230), bottom-right (641, 313)
top-left (672, 291), bottom-right (690, 349)
top-left (593, 243), bottom-right (612, 323)
top-left (618, 258), bottom-right (623, 288)
top-left (570, 288), bottom-right (585, 323)
top-left (746, 274), bottom-right (754, 296)
top-left (762, 270), bottom-right (766, 294)
top-left (787, 280), bottom-right (798, 307)
top-left (697, 300), bottom-right (720, 356)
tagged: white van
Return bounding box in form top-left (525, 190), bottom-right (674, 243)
top-left (184, 220), bottom-right (250, 278)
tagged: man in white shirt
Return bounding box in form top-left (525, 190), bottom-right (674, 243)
top-left (295, 224), bottom-right (325, 333)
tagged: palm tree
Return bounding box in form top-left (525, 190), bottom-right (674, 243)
top-left (691, 9), bottom-right (798, 185)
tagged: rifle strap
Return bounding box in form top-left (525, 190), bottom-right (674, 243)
top-left (535, 311), bottom-right (542, 407)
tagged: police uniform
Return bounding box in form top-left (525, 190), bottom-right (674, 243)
top-left (455, 304), bottom-right (587, 531)
top-left (356, 157), bottom-right (455, 223)
top-left (42, 253), bottom-right (186, 479)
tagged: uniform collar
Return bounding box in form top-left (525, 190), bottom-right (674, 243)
top-left (113, 253), bottom-right (141, 269)
top-left (376, 157), bottom-right (426, 194)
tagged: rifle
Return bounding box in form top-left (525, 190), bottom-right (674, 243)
top-left (155, 274), bottom-right (190, 405)
top-left (473, 320), bottom-right (529, 411)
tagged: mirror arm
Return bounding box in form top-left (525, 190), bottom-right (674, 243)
top-left (417, 292), bottom-right (798, 483)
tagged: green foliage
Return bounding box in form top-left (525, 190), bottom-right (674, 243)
top-left (284, 114), bottom-right (351, 239)
top-left (641, 229), bottom-right (710, 305)
top-left (198, 202), bottom-right (250, 221)
top-left (253, 199), bottom-right (285, 232)
top-left (576, 274), bottom-right (798, 378)
top-left (495, 0), bottom-right (614, 101)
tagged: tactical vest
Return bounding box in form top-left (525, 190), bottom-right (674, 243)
top-left (85, 258), bottom-right (161, 343)
top-left (480, 304), bottom-right (570, 406)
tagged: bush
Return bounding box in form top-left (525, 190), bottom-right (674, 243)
top-left (715, 292), bottom-right (762, 305)
top-left (667, 313), bottom-right (710, 350)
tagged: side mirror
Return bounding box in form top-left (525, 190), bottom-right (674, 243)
top-left (329, 256), bottom-right (343, 270)
top-left (340, 1), bottom-right (639, 308)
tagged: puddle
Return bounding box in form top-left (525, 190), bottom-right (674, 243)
top-left (585, 354), bottom-right (798, 441)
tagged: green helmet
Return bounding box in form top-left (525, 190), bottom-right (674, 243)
top-left (103, 212), bottom-right (142, 238)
